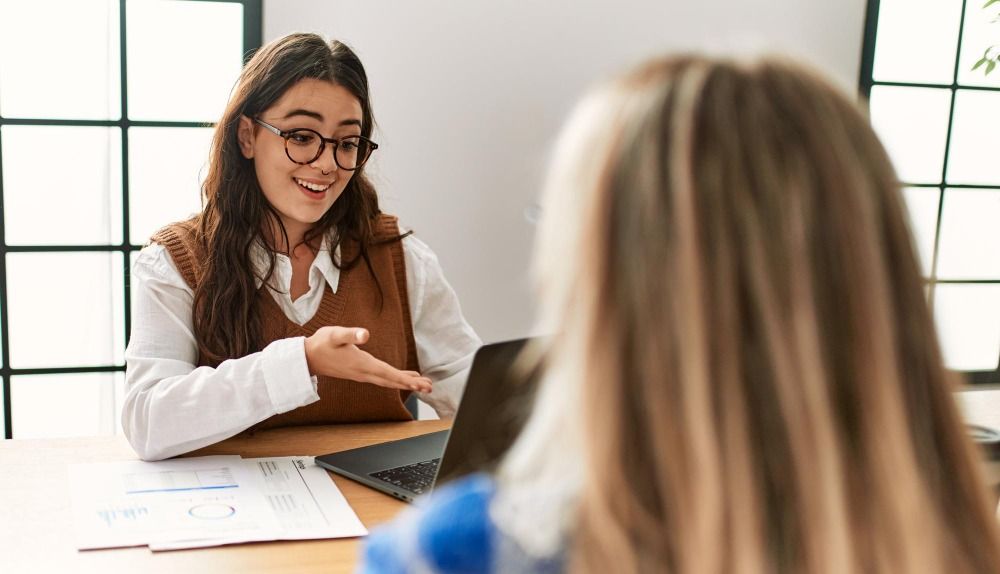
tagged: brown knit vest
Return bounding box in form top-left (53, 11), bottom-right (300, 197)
top-left (150, 214), bottom-right (418, 429)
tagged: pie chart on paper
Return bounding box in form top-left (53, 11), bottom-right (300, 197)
top-left (187, 503), bottom-right (236, 519)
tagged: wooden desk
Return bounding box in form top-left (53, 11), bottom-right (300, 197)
top-left (5, 393), bottom-right (1000, 573)
top-left (0, 419), bottom-right (450, 574)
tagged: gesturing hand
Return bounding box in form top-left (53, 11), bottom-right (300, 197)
top-left (304, 326), bottom-right (432, 393)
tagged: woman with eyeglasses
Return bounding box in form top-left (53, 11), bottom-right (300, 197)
top-left (359, 56), bottom-right (1000, 573)
top-left (122, 33), bottom-right (480, 461)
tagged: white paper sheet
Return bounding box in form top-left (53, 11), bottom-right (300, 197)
top-left (147, 457), bottom-right (367, 550)
top-left (69, 455), bottom-right (366, 551)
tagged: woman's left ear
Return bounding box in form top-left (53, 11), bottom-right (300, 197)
top-left (237, 115), bottom-right (255, 159)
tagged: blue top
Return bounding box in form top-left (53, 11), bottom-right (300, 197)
top-left (357, 474), bottom-right (564, 574)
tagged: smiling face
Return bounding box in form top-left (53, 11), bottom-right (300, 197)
top-left (237, 78), bottom-right (364, 247)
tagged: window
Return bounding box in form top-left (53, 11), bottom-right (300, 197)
top-left (0, 0), bottom-right (262, 439)
top-left (861, 0), bottom-right (1000, 383)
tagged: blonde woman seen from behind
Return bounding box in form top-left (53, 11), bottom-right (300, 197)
top-left (359, 56), bottom-right (1000, 574)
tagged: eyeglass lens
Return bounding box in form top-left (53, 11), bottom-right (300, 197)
top-left (284, 130), bottom-right (372, 170)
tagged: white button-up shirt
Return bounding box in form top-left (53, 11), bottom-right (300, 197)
top-left (123, 231), bottom-right (481, 461)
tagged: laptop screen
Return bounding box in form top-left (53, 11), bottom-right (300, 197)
top-left (434, 338), bottom-right (541, 486)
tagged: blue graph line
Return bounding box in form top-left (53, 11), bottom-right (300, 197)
top-left (125, 484), bottom-right (238, 495)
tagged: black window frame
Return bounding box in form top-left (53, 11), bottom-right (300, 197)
top-left (0, 0), bottom-right (262, 439)
top-left (860, 0), bottom-right (1000, 386)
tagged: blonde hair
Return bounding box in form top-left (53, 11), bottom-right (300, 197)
top-left (499, 56), bottom-right (1000, 573)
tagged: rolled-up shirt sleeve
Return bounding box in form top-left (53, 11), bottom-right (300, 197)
top-left (122, 244), bottom-right (319, 461)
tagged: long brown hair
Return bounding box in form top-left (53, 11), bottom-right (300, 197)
top-left (193, 34), bottom-right (383, 365)
top-left (503, 56), bottom-right (1000, 573)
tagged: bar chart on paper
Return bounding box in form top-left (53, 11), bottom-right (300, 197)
top-left (96, 503), bottom-right (150, 528)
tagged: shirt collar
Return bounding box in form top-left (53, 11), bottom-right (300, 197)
top-left (249, 233), bottom-right (342, 293)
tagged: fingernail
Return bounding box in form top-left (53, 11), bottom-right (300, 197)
top-left (355, 329), bottom-right (366, 342)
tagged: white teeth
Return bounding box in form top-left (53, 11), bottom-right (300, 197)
top-left (294, 178), bottom-right (332, 192)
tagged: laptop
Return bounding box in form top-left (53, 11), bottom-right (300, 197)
top-left (315, 338), bottom-right (539, 502)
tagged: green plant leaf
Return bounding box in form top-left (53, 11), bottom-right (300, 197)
top-left (984, 0), bottom-right (1000, 8)
top-left (987, 59), bottom-right (997, 75)
top-left (974, 56), bottom-right (989, 70)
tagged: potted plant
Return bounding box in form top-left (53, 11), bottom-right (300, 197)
top-left (974, 0), bottom-right (1000, 73)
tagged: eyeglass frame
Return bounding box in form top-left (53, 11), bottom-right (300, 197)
top-left (252, 117), bottom-right (378, 171)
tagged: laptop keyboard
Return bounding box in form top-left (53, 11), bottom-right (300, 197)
top-left (369, 458), bottom-right (440, 495)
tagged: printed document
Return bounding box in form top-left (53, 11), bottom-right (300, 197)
top-left (69, 455), bottom-right (367, 550)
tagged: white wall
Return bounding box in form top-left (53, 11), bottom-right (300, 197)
top-left (264, 0), bottom-right (869, 343)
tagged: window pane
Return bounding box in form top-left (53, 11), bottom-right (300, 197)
top-left (0, 0), bottom-right (120, 120)
top-left (934, 284), bottom-right (1000, 371)
top-left (1, 126), bottom-right (123, 245)
top-left (869, 86), bottom-right (951, 184)
top-left (873, 0), bottom-right (963, 84)
top-left (936, 189), bottom-right (1000, 279)
top-left (114, 372), bottom-right (126, 435)
top-left (956, 0), bottom-right (1000, 88)
top-left (12, 372), bottom-right (124, 438)
top-left (946, 90), bottom-right (1000, 185)
top-left (7, 253), bottom-right (125, 369)
top-left (128, 127), bottom-right (211, 243)
top-left (126, 0), bottom-right (243, 122)
top-left (129, 251), bottom-right (139, 297)
top-left (900, 187), bottom-right (940, 277)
